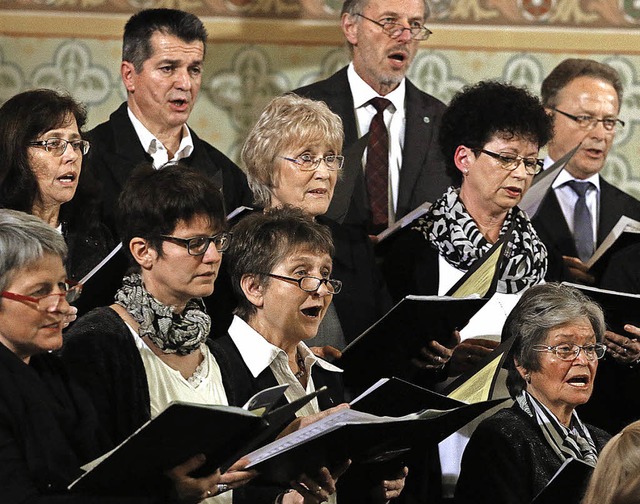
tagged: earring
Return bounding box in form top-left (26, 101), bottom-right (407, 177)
top-left (524, 373), bottom-right (531, 384)
top-left (463, 168), bottom-right (469, 175)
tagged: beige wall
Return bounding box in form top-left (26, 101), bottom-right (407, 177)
top-left (2, 1), bottom-right (640, 198)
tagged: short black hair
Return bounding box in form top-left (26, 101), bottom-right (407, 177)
top-left (116, 163), bottom-right (226, 269)
top-left (439, 81), bottom-right (552, 184)
top-left (0, 89), bottom-right (87, 213)
top-left (226, 206), bottom-right (334, 320)
top-left (122, 8), bottom-right (207, 72)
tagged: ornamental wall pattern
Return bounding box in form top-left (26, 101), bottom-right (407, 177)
top-left (1, 0), bottom-right (640, 197)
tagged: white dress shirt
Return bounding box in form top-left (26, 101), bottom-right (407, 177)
top-left (546, 157), bottom-right (600, 250)
top-left (347, 63), bottom-right (406, 223)
top-left (128, 107), bottom-right (194, 169)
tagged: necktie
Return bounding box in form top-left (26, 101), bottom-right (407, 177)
top-left (566, 180), bottom-right (595, 262)
top-left (365, 97), bottom-right (392, 231)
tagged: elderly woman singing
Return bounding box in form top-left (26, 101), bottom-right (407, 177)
top-left (455, 283), bottom-right (611, 504)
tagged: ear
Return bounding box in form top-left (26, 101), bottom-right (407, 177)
top-left (129, 237), bottom-right (157, 271)
top-left (121, 61), bottom-right (137, 93)
top-left (454, 145), bottom-right (473, 176)
top-left (342, 12), bottom-right (359, 45)
top-left (240, 274), bottom-right (265, 309)
top-left (515, 360), bottom-right (531, 383)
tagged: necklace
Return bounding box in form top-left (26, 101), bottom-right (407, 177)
top-left (294, 350), bottom-right (307, 381)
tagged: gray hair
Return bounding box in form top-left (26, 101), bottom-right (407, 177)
top-left (341, 0), bottom-right (430, 18)
top-left (0, 209), bottom-right (67, 293)
top-left (505, 283), bottom-right (606, 397)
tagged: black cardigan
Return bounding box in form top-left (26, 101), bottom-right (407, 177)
top-left (454, 404), bottom-right (611, 504)
top-left (0, 341), bottom-right (152, 503)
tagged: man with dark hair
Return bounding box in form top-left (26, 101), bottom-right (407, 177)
top-left (294, 0), bottom-right (455, 233)
top-left (88, 8), bottom-right (251, 230)
top-left (533, 58), bottom-right (640, 284)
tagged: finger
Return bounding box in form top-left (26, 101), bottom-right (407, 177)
top-left (624, 324), bottom-right (640, 338)
top-left (427, 340), bottom-right (450, 355)
top-left (330, 459), bottom-right (351, 481)
top-left (165, 453), bottom-right (207, 478)
top-left (220, 469), bottom-right (257, 486)
top-left (291, 475), bottom-right (330, 502)
top-left (469, 338), bottom-right (500, 349)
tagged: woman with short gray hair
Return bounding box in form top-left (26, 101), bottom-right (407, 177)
top-left (455, 283), bottom-right (611, 504)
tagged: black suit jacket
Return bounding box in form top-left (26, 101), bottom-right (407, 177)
top-left (532, 176), bottom-right (640, 281)
top-left (294, 67), bottom-right (455, 226)
top-left (87, 102), bottom-right (252, 231)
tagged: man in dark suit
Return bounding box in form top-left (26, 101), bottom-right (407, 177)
top-left (87, 8), bottom-right (252, 231)
top-left (533, 58), bottom-right (640, 284)
top-left (294, 0), bottom-right (456, 232)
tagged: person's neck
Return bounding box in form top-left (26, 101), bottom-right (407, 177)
top-left (459, 191), bottom-right (506, 244)
top-left (129, 105), bottom-right (184, 159)
top-left (247, 318), bottom-right (299, 359)
top-left (32, 201), bottom-right (61, 228)
top-left (110, 303), bottom-right (202, 380)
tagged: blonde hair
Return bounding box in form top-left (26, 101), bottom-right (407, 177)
top-left (582, 420), bottom-right (640, 504)
top-left (240, 93), bottom-right (344, 208)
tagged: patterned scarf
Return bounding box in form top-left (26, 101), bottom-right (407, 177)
top-left (412, 186), bottom-right (547, 294)
top-left (114, 273), bottom-right (211, 356)
top-left (516, 391), bottom-right (598, 467)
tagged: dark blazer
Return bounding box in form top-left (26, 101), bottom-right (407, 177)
top-left (294, 67), bottom-right (456, 226)
top-left (455, 405), bottom-right (610, 504)
top-left (86, 102), bottom-right (252, 230)
top-left (532, 176), bottom-right (640, 281)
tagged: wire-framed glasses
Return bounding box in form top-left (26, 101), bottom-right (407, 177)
top-left (355, 13), bottom-right (432, 41)
top-left (262, 273), bottom-right (343, 294)
top-left (159, 232), bottom-right (232, 256)
top-left (29, 138), bottom-right (91, 156)
top-left (552, 108), bottom-right (624, 132)
top-left (533, 343), bottom-right (607, 361)
top-left (473, 148), bottom-right (544, 175)
top-left (281, 154), bottom-right (345, 171)
top-left (1, 280), bottom-right (83, 311)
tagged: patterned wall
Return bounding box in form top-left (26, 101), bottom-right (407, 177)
top-left (2, 0), bottom-right (640, 198)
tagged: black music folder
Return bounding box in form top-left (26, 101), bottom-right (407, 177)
top-left (244, 396), bottom-right (505, 486)
top-left (563, 282), bottom-right (640, 334)
top-left (69, 385), bottom-right (324, 496)
top-left (532, 458), bottom-right (593, 504)
top-left (338, 295), bottom-right (489, 390)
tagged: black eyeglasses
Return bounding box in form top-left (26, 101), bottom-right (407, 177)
top-left (1, 280), bottom-right (83, 311)
top-left (473, 148), bottom-right (544, 176)
top-left (552, 108), bottom-right (624, 132)
top-left (29, 138), bottom-right (91, 156)
top-left (159, 232), bottom-right (232, 256)
top-left (355, 13), bottom-right (432, 41)
top-left (281, 154), bottom-right (345, 171)
top-left (533, 343), bottom-right (607, 362)
top-left (262, 273), bottom-right (342, 294)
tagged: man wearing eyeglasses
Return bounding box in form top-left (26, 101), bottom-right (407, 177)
top-left (533, 58), bottom-right (640, 285)
top-left (294, 0), bottom-right (455, 234)
top-left (87, 8), bottom-right (252, 232)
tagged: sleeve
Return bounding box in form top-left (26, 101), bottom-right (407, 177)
top-left (0, 417), bottom-right (156, 504)
top-left (454, 419), bottom-right (533, 504)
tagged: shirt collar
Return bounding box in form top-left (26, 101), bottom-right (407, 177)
top-left (228, 316), bottom-right (342, 378)
top-left (547, 156), bottom-right (601, 191)
top-left (127, 107), bottom-right (194, 163)
top-left (347, 62), bottom-right (405, 113)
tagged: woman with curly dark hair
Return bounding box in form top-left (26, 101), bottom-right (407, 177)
top-left (0, 89), bottom-right (116, 313)
top-left (384, 80), bottom-right (553, 377)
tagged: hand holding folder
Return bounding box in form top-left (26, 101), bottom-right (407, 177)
top-left (69, 385), bottom-right (326, 497)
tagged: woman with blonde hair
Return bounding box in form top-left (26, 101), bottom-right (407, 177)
top-left (582, 419), bottom-right (640, 504)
